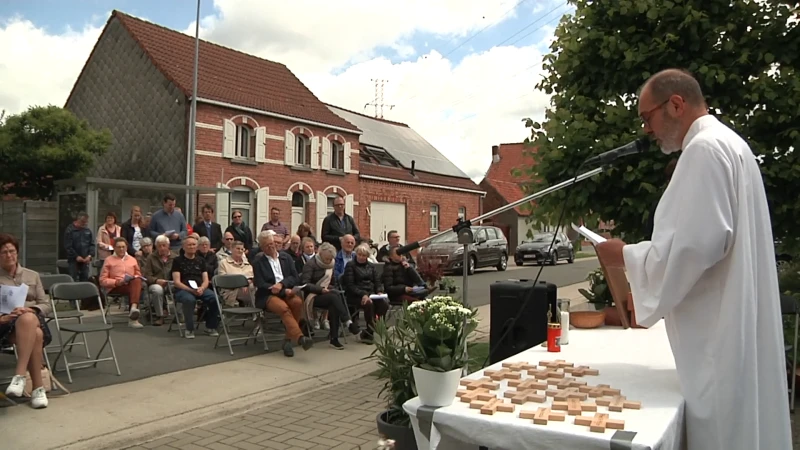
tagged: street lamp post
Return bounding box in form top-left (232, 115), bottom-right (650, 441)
top-left (185, 0), bottom-right (201, 222)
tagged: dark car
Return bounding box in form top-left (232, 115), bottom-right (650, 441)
top-left (417, 226), bottom-right (508, 275)
top-left (514, 231), bottom-right (574, 266)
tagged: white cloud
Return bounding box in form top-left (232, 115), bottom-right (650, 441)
top-left (0, 0), bottom-right (564, 180)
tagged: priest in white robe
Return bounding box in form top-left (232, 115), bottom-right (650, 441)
top-left (601, 69), bottom-right (792, 450)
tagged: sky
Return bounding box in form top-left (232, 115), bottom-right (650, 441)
top-left (0, 0), bottom-right (574, 181)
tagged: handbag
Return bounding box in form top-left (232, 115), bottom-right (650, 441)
top-left (23, 367), bottom-right (70, 397)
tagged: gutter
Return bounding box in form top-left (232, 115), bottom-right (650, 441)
top-left (360, 174), bottom-right (487, 196)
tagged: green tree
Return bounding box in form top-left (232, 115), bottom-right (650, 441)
top-left (0, 105), bottom-right (112, 200)
top-left (524, 0), bottom-right (799, 252)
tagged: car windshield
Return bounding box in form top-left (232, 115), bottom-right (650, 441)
top-left (526, 234), bottom-right (554, 243)
top-left (429, 228), bottom-right (479, 244)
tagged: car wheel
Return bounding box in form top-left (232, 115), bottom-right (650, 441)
top-left (549, 251), bottom-right (557, 265)
top-left (515, 259), bottom-right (523, 266)
top-left (468, 255), bottom-right (477, 275)
top-left (497, 253), bottom-right (508, 271)
top-left (568, 250), bottom-right (575, 264)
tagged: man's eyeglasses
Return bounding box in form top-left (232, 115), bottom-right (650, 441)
top-left (640, 99), bottom-right (669, 127)
top-left (233, 215), bottom-right (242, 219)
top-left (224, 238), bottom-right (234, 241)
top-left (0, 249), bottom-right (17, 256)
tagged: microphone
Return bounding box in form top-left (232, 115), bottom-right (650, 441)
top-left (584, 138), bottom-right (651, 166)
top-left (396, 241), bottom-right (420, 256)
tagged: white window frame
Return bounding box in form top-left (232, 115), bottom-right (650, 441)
top-left (430, 204), bottom-right (439, 232)
top-left (458, 207), bottom-right (466, 220)
top-left (235, 125), bottom-right (252, 159)
top-left (295, 135), bottom-right (311, 166)
top-left (331, 141), bottom-right (344, 170)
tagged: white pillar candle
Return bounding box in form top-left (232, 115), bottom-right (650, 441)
top-left (560, 310), bottom-right (570, 344)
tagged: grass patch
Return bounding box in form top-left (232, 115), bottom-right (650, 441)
top-left (368, 341), bottom-right (490, 377)
top-left (574, 252), bottom-right (595, 259)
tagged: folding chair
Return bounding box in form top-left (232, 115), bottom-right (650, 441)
top-left (781, 293), bottom-right (798, 413)
top-left (212, 274), bottom-right (266, 355)
top-left (167, 282), bottom-right (207, 338)
top-left (39, 274), bottom-right (90, 359)
top-left (50, 282), bottom-right (121, 383)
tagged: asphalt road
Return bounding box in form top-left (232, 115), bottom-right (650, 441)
top-left (444, 258), bottom-right (600, 307)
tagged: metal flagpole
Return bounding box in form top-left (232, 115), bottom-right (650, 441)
top-left (185, 0), bottom-right (201, 222)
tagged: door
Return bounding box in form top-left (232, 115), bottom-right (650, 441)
top-left (474, 228), bottom-right (492, 267)
top-left (291, 192), bottom-right (306, 234)
top-left (369, 202), bottom-right (406, 249)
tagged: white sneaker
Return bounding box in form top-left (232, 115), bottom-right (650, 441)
top-left (5, 375), bottom-right (25, 397)
top-left (128, 320), bottom-right (144, 329)
top-left (30, 387), bottom-right (48, 409)
top-left (204, 329), bottom-right (219, 337)
top-left (312, 319), bottom-right (320, 330)
top-left (129, 305), bottom-right (140, 321)
top-left (322, 320), bottom-right (330, 330)
top-left (185, 331), bottom-right (195, 339)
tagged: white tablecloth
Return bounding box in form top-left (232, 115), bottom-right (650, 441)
top-left (404, 321), bottom-right (686, 450)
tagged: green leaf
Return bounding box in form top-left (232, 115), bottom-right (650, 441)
top-left (765, 53), bottom-right (775, 63)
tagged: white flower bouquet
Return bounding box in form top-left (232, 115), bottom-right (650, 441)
top-left (404, 295), bottom-right (478, 372)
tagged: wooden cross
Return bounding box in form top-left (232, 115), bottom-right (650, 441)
top-left (579, 384), bottom-right (621, 398)
top-left (552, 398), bottom-right (598, 416)
top-left (457, 388), bottom-right (495, 404)
top-left (574, 413), bottom-right (625, 433)
top-left (502, 361), bottom-right (538, 372)
top-left (483, 367), bottom-right (523, 381)
top-left (460, 377), bottom-right (499, 391)
top-left (529, 368), bottom-right (565, 380)
top-left (545, 387), bottom-right (588, 401)
top-left (469, 397), bottom-right (515, 415)
top-left (507, 378), bottom-right (548, 391)
top-left (596, 395), bottom-right (642, 412)
top-left (503, 388), bottom-right (546, 405)
top-left (551, 377), bottom-right (587, 389)
top-left (520, 407), bottom-right (566, 425)
top-left (564, 365), bottom-right (600, 377)
top-left (539, 359), bottom-right (574, 370)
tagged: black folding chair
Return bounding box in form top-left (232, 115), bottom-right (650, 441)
top-left (211, 274), bottom-right (265, 355)
top-left (39, 274), bottom-right (90, 359)
top-left (50, 282), bottom-right (121, 383)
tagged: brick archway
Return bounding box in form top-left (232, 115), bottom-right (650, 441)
top-left (224, 176), bottom-right (260, 190)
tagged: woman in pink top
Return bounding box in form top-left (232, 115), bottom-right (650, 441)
top-left (99, 237), bottom-right (144, 328)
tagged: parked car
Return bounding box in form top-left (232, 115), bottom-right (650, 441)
top-left (514, 231), bottom-right (574, 266)
top-left (417, 226), bottom-right (508, 275)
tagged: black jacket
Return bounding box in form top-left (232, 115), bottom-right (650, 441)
top-left (253, 252), bottom-right (299, 307)
top-left (300, 257), bottom-right (330, 295)
top-left (225, 224), bottom-right (254, 253)
top-left (382, 261), bottom-right (416, 299)
top-left (195, 221), bottom-right (223, 250)
top-left (321, 213), bottom-right (360, 250)
top-left (342, 259), bottom-right (383, 299)
top-left (64, 223), bottom-right (95, 262)
top-left (121, 220), bottom-right (151, 257)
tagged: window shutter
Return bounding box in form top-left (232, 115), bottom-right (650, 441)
top-left (310, 136), bottom-right (320, 169)
top-left (255, 126), bottom-right (267, 162)
top-left (223, 119), bottom-right (235, 158)
top-left (321, 137), bottom-right (331, 170)
top-left (215, 183), bottom-right (230, 225)
top-left (345, 194), bottom-right (354, 217)
top-left (256, 187), bottom-right (270, 230)
top-left (316, 191), bottom-right (328, 238)
top-left (284, 130), bottom-right (295, 165)
top-left (343, 142), bottom-right (352, 172)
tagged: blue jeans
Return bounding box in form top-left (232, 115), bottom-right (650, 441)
top-left (68, 261), bottom-right (90, 282)
top-left (174, 289), bottom-right (219, 332)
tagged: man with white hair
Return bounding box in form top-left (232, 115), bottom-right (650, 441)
top-left (171, 236), bottom-right (219, 339)
top-left (602, 68), bottom-right (791, 450)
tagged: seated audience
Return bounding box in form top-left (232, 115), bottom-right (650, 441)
top-left (136, 237), bottom-right (153, 268)
top-left (197, 236), bottom-right (219, 277)
top-left (334, 234), bottom-right (357, 279)
top-left (171, 236), bottom-right (219, 339)
top-left (217, 231), bottom-right (235, 261)
top-left (382, 246), bottom-right (433, 304)
top-left (225, 210), bottom-right (254, 255)
top-left (0, 233), bottom-right (51, 408)
top-left (296, 222), bottom-right (317, 246)
top-left (253, 231), bottom-right (313, 357)
top-left (142, 235), bottom-right (175, 326)
top-left (341, 243), bottom-right (388, 343)
top-left (217, 240), bottom-right (255, 307)
top-left (282, 234), bottom-right (303, 273)
top-left (376, 230), bottom-right (416, 266)
top-left (99, 237), bottom-right (145, 328)
top-left (301, 242), bottom-right (361, 349)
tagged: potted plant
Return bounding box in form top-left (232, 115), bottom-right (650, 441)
top-left (578, 268), bottom-right (621, 326)
top-left (369, 314), bottom-right (418, 450)
top-left (417, 258), bottom-right (444, 288)
top-left (441, 277), bottom-right (457, 294)
top-left (406, 295), bottom-right (479, 406)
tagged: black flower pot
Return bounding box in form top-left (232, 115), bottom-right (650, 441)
top-left (376, 410), bottom-right (417, 450)
top-left (439, 283), bottom-right (445, 290)
top-left (448, 287), bottom-right (457, 294)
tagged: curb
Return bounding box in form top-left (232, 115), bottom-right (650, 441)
top-left (60, 357), bottom-right (380, 450)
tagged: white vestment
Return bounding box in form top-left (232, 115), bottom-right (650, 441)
top-left (623, 115), bottom-right (792, 450)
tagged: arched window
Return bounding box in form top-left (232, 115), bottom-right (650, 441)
top-left (295, 134), bottom-right (312, 166)
top-left (235, 124), bottom-right (255, 159)
top-left (331, 141), bottom-right (345, 170)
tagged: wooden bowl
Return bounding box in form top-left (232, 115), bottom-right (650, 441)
top-left (570, 310), bottom-right (606, 329)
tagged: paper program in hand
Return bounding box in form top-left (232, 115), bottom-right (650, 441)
top-left (0, 284), bottom-right (28, 315)
top-left (571, 223), bottom-right (607, 245)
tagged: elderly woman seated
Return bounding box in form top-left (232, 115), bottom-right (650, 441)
top-left (300, 242), bottom-right (361, 349)
top-left (341, 243), bottom-right (388, 344)
top-left (100, 237), bottom-right (145, 328)
top-left (142, 235), bottom-right (175, 326)
top-left (135, 237), bottom-right (153, 268)
top-left (217, 240), bottom-right (255, 307)
top-left (0, 233), bottom-right (52, 408)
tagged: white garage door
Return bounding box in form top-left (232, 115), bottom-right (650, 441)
top-left (370, 202), bottom-right (406, 248)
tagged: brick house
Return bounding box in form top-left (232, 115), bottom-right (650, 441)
top-left (328, 106), bottom-right (485, 248)
top-left (65, 10), bottom-right (362, 234)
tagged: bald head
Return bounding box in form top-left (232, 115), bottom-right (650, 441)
top-left (640, 69), bottom-right (706, 107)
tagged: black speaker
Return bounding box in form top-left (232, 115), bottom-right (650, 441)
top-left (489, 279), bottom-right (557, 365)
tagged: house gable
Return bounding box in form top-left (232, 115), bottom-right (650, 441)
top-left (482, 142), bottom-right (537, 216)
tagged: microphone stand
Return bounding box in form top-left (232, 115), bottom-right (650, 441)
top-left (402, 165), bottom-right (607, 374)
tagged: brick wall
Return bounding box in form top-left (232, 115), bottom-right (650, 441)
top-left (359, 178), bottom-right (482, 245)
top-left (192, 103), bottom-right (361, 232)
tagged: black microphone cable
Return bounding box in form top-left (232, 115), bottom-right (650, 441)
top-left (478, 159), bottom-right (589, 370)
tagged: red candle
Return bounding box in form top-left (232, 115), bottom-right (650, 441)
top-left (547, 323), bottom-right (562, 353)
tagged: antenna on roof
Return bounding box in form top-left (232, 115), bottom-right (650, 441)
top-left (365, 79), bottom-right (395, 119)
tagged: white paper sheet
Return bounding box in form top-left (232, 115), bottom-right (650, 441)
top-left (0, 284), bottom-right (28, 315)
top-left (370, 293), bottom-right (389, 301)
top-left (571, 223), bottom-right (607, 245)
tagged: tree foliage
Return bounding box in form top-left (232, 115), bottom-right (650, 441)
top-left (524, 0), bottom-right (800, 252)
top-left (0, 105), bottom-right (112, 200)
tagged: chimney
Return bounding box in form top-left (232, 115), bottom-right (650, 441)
top-left (410, 160), bottom-right (416, 177)
top-left (492, 145), bottom-right (500, 163)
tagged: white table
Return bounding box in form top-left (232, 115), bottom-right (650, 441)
top-left (404, 321), bottom-right (686, 450)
